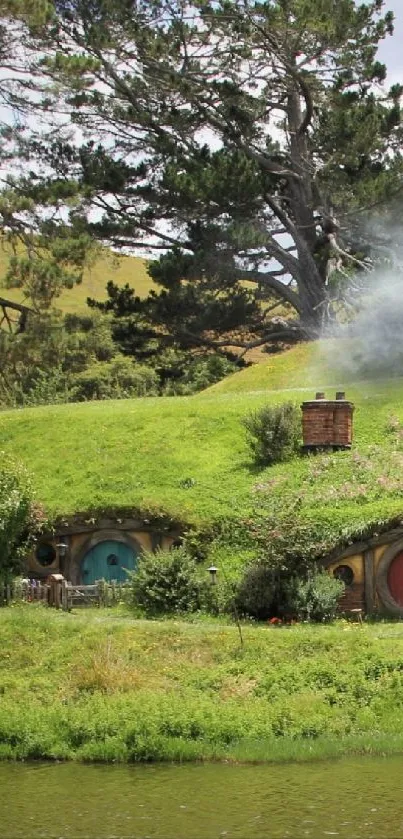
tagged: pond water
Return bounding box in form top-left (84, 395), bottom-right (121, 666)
top-left (1, 756), bottom-right (403, 838)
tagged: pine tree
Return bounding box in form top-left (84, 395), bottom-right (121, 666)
top-left (3, 0), bottom-right (403, 351)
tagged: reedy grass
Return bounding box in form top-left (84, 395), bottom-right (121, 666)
top-left (2, 606), bottom-right (403, 763)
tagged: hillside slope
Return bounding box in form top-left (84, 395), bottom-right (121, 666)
top-left (2, 344), bottom-right (403, 547)
top-left (0, 245), bottom-right (154, 314)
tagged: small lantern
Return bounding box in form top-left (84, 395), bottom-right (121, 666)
top-left (208, 565), bottom-right (218, 585)
top-left (57, 537), bottom-right (68, 558)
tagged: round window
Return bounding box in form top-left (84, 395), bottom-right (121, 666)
top-left (35, 542), bottom-right (56, 567)
top-left (333, 564), bottom-right (354, 586)
top-left (107, 553), bottom-right (119, 566)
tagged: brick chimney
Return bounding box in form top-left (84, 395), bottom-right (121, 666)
top-left (301, 392), bottom-right (354, 452)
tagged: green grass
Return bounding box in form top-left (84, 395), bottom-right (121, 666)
top-left (2, 606), bottom-right (403, 763)
top-left (0, 243), bottom-right (154, 313)
top-left (204, 342), bottom-right (322, 394)
top-left (202, 339), bottom-right (365, 394)
top-left (2, 352), bottom-right (403, 539)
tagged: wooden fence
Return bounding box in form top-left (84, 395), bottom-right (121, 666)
top-left (0, 578), bottom-right (131, 610)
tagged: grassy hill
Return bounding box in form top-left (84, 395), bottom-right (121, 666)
top-left (4, 346), bottom-right (403, 766)
top-left (2, 343), bottom-right (403, 554)
top-left (0, 244), bottom-right (154, 314)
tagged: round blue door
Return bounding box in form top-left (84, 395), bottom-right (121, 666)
top-left (81, 540), bottom-right (137, 584)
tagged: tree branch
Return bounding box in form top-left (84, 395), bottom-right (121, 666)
top-left (234, 269), bottom-right (301, 313)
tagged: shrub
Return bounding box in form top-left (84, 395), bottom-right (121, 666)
top-left (161, 353), bottom-right (238, 395)
top-left (236, 564), bottom-right (277, 620)
top-left (290, 571), bottom-right (345, 622)
top-left (236, 564), bottom-right (344, 622)
top-left (243, 402), bottom-right (301, 466)
top-left (0, 457), bottom-right (45, 585)
top-left (128, 547), bottom-right (208, 615)
top-left (72, 356), bottom-right (158, 401)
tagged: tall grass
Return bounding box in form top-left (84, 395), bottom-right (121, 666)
top-left (2, 607), bottom-right (403, 763)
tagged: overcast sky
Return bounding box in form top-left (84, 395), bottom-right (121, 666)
top-left (377, 1), bottom-right (403, 86)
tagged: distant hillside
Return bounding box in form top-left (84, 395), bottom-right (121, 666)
top-left (0, 243), bottom-right (155, 314)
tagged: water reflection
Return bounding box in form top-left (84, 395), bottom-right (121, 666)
top-left (1, 756), bottom-right (403, 838)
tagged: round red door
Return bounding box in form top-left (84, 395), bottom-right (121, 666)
top-left (387, 551), bottom-right (403, 606)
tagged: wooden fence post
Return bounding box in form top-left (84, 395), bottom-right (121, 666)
top-left (61, 579), bottom-right (68, 611)
top-left (97, 579), bottom-right (106, 607)
top-left (110, 580), bottom-right (116, 605)
top-left (55, 580), bottom-right (61, 609)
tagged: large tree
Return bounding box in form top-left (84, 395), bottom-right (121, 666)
top-left (0, 0), bottom-right (96, 332)
top-left (3, 0), bottom-right (403, 350)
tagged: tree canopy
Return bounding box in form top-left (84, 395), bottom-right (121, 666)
top-left (1, 0), bottom-right (403, 352)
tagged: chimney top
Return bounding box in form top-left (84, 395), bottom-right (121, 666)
top-left (301, 390), bottom-right (354, 452)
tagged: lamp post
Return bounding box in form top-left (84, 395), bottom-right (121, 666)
top-left (207, 565), bottom-right (218, 585)
top-left (56, 537), bottom-right (68, 575)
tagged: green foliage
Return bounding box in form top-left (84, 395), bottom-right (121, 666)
top-left (289, 572), bottom-right (345, 622)
top-left (0, 309), bottom-right (161, 407)
top-left (2, 0), bottom-right (400, 352)
top-left (235, 565), bottom-right (343, 622)
top-left (72, 357), bottom-right (159, 401)
top-left (0, 282), bottom-right (238, 406)
top-left (0, 456), bottom-right (43, 583)
top-left (128, 547), bottom-right (208, 615)
top-left (236, 563), bottom-right (277, 620)
top-left (4, 608), bottom-right (403, 762)
top-left (243, 401), bottom-right (301, 466)
top-left (160, 353), bottom-right (239, 396)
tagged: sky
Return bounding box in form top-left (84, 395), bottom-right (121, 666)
top-left (377, 1), bottom-right (403, 86)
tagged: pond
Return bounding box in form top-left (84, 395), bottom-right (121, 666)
top-left (1, 755), bottom-right (403, 838)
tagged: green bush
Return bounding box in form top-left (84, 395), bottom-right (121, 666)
top-left (236, 564), bottom-right (277, 620)
top-left (289, 571), bottom-right (345, 622)
top-left (0, 456), bottom-right (45, 585)
top-left (128, 547), bottom-right (208, 615)
top-left (243, 401), bottom-right (301, 466)
top-left (236, 565), bottom-right (344, 622)
top-left (72, 356), bottom-right (159, 401)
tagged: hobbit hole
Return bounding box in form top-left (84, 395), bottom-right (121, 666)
top-left (28, 519), bottom-right (180, 584)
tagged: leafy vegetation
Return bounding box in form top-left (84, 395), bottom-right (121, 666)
top-left (0, 296), bottom-right (239, 408)
top-left (236, 565), bottom-right (343, 622)
top-left (2, 607), bottom-right (403, 762)
top-left (0, 458), bottom-right (44, 584)
top-left (243, 401), bottom-right (301, 466)
top-left (128, 547), bottom-right (209, 616)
